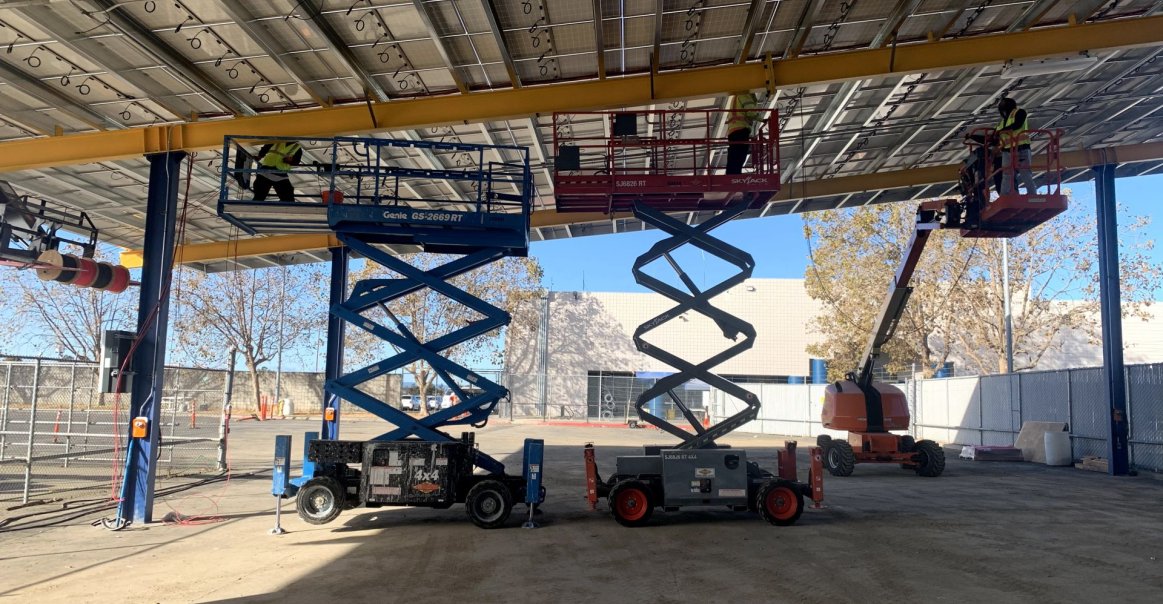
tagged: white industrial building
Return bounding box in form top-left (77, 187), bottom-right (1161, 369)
top-left (503, 278), bottom-right (1163, 420)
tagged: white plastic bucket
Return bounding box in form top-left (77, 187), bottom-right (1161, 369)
top-left (281, 398), bottom-right (295, 418)
top-left (1044, 431), bottom-right (1072, 466)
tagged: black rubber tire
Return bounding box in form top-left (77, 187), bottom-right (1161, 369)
top-left (609, 480), bottom-right (654, 527)
top-left (816, 434), bottom-right (832, 449)
top-left (824, 440), bottom-right (855, 477)
top-left (756, 479), bottom-right (804, 526)
top-left (465, 479), bottom-right (514, 529)
top-left (899, 435), bottom-right (916, 453)
top-left (296, 476), bottom-right (344, 525)
top-left (913, 440), bottom-right (946, 477)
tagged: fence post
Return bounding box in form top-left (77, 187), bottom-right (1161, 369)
top-left (22, 359), bottom-right (41, 504)
top-left (0, 363), bottom-right (10, 462)
top-left (1065, 369), bottom-right (1074, 459)
top-left (977, 378), bottom-right (984, 446)
top-left (1124, 364), bottom-right (1134, 468)
top-left (64, 363), bottom-right (77, 468)
top-left (1013, 373), bottom-right (1022, 436)
top-left (218, 351), bottom-right (236, 472)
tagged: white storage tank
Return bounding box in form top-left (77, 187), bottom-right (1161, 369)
top-left (1044, 431), bottom-right (1072, 466)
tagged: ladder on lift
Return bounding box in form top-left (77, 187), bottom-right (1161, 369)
top-left (219, 135), bottom-right (544, 529)
top-left (555, 108), bottom-right (824, 527)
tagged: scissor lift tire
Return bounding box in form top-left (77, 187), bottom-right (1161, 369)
top-left (296, 476), bottom-right (344, 525)
top-left (465, 479), bottom-right (514, 529)
top-left (757, 479), bottom-right (804, 526)
top-left (609, 480), bottom-right (654, 527)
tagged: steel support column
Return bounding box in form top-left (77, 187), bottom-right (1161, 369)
top-left (118, 150), bottom-right (185, 524)
top-left (1093, 163), bottom-right (1129, 476)
top-left (322, 246), bottom-right (348, 440)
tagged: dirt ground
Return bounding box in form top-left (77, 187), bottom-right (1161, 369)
top-left (1, 418), bottom-right (1161, 603)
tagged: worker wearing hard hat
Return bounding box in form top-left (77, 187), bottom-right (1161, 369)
top-left (996, 97), bottom-right (1037, 195)
top-left (726, 91), bottom-right (762, 175)
top-left (252, 140), bottom-right (304, 202)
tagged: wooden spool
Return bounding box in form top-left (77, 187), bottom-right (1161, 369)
top-left (35, 250), bottom-right (82, 284)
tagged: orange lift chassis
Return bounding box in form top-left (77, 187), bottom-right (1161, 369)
top-left (558, 107), bottom-right (824, 526)
top-left (819, 128), bottom-right (1069, 477)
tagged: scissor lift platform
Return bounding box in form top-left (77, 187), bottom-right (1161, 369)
top-left (218, 136), bottom-right (531, 255)
top-left (552, 109), bottom-right (780, 213)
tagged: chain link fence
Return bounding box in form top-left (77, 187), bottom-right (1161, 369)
top-left (0, 359), bottom-right (228, 504)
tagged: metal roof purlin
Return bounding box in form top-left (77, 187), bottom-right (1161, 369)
top-left (218, 0), bottom-right (332, 107)
top-left (481, 0), bottom-right (522, 87)
top-left (295, 0), bottom-right (391, 102)
top-left (87, 0), bottom-right (257, 117)
top-left (0, 15), bottom-right (1162, 171)
top-left (592, 0), bottom-right (607, 79)
top-left (0, 60), bottom-right (120, 130)
top-left (411, 0), bottom-right (470, 94)
top-left (11, 9), bottom-right (186, 122)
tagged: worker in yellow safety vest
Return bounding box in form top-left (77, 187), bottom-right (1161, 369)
top-left (995, 97), bottom-right (1037, 195)
top-left (726, 91), bottom-right (762, 175)
top-left (253, 140), bottom-right (303, 201)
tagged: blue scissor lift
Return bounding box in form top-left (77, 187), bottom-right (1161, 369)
top-left (219, 135), bottom-right (544, 529)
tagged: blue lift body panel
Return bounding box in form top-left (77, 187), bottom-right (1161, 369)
top-left (272, 435), bottom-right (293, 497)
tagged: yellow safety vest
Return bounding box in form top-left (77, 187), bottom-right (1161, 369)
top-left (259, 142), bottom-right (301, 171)
top-left (728, 93), bottom-right (760, 133)
top-left (996, 109), bottom-right (1029, 149)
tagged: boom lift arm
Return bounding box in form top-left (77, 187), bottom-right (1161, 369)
top-left (852, 210), bottom-right (941, 389)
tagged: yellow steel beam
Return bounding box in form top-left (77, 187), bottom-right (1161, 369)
top-left (120, 233), bottom-right (342, 268)
top-left (121, 140), bottom-right (1163, 268)
top-left (8, 15), bottom-right (1163, 173)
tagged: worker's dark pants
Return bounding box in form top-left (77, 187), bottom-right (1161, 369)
top-left (726, 128), bottom-right (751, 175)
top-left (253, 174), bottom-right (295, 202)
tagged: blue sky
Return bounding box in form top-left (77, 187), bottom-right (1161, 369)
top-left (530, 173), bottom-right (1163, 296)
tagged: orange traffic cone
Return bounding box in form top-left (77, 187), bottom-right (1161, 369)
top-left (702, 412), bottom-right (711, 429)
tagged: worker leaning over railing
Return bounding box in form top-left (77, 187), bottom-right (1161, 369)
top-left (726, 90), bottom-right (763, 175)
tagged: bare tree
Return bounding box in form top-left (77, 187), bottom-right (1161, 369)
top-left (174, 263), bottom-right (326, 409)
top-left (0, 252), bottom-right (136, 360)
top-left (348, 253), bottom-right (543, 415)
top-left (803, 198), bottom-right (1161, 379)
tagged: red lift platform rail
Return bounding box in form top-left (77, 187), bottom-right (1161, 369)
top-left (552, 108), bottom-right (780, 213)
top-left (956, 128), bottom-right (1068, 238)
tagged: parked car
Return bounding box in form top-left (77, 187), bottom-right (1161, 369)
top-left (440, 393), bottom-right (458, 409)
top-left (426, 396), bottom-right (440, 411)
top-left (401, 395), bottom-right (421, 411)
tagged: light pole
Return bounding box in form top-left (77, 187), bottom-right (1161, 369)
top-left (1002, 239), bottom-right (1014, 373)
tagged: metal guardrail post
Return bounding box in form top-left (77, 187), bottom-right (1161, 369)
top-left (0, 363), bottom-right (10, 461)
top-left (22, 358), bottom-right (41, 504)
